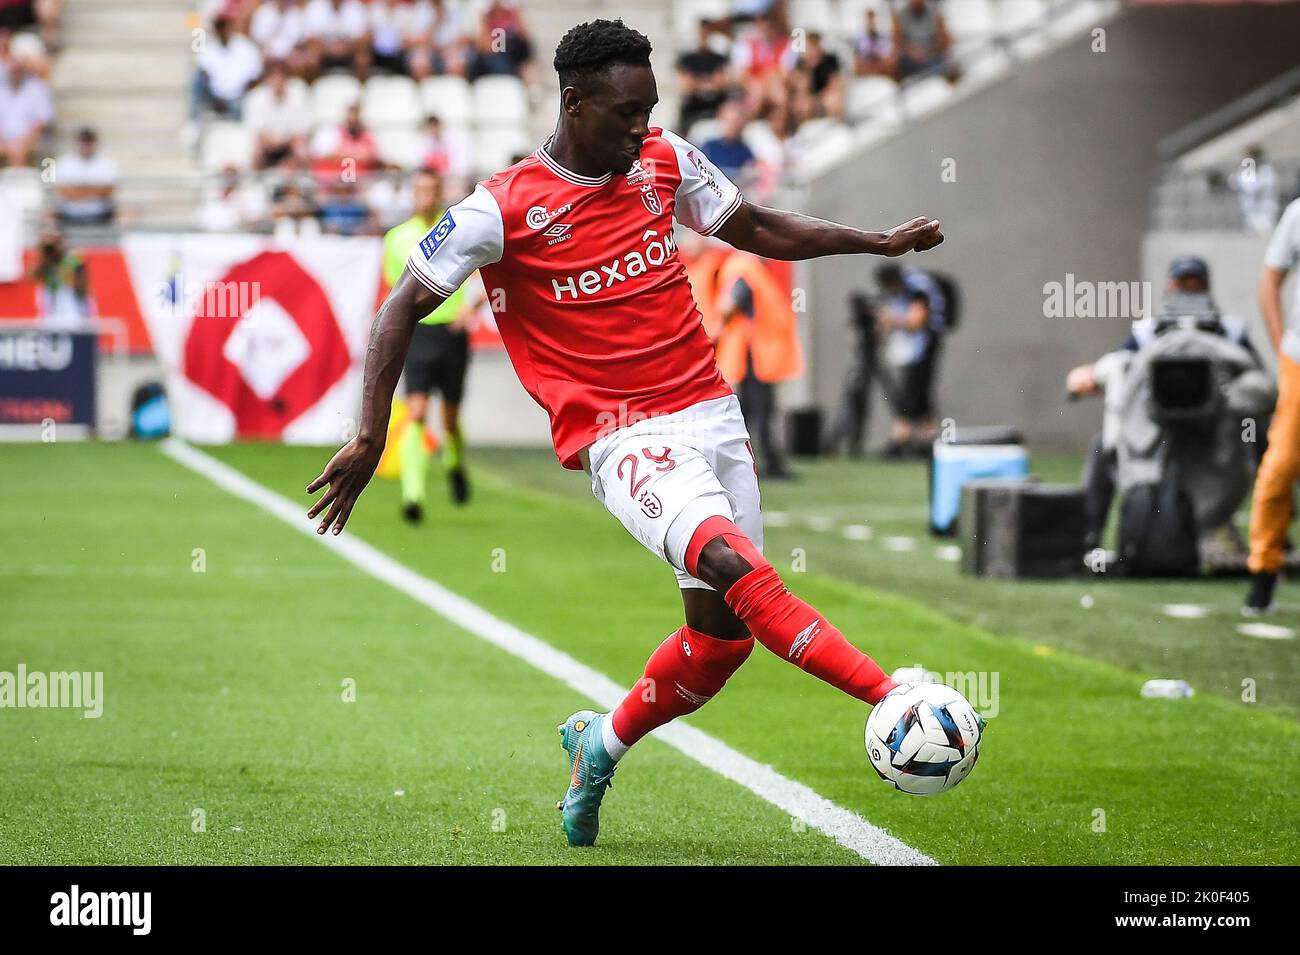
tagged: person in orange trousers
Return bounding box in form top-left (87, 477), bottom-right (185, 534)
top-left (1245, 196), bottom-right (1300, 614)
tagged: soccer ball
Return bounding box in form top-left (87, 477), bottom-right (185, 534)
top-left (865, 682), bottom-right (983, 795)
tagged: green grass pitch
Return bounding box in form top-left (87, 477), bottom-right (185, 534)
top-left (2, 441), bottom-right (1298, 864)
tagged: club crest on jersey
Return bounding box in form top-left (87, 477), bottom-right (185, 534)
top-left (640, 185), bottom-right (662, 216)
top-left (419, 210), bottom-right (456, 259)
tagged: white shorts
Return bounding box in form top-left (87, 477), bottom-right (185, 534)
top-left (588, 393), bottom-right (764, 590)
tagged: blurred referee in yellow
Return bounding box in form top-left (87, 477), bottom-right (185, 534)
top-left (384, 168), bottom-right (475, 521)
top-left (1244, 195), bottom-right (1300, 613)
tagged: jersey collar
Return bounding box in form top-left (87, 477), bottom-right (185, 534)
top-left (535, 136), bottom-right (612, 188)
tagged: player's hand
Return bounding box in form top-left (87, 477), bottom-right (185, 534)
top-left (306, 436), bottom-right (383, 536)
top-left (882, 217), bottom-right (944, 256)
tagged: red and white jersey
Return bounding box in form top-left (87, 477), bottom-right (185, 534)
top-left (405, 127), bottom-right (743, 469)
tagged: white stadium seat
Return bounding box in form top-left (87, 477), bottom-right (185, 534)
top-left (420, 75), bottom-right (472, 125)
top-left (472, 126), bottom-right (530, 177)
top-left (790, 0), bottom-right (835, 32)
top-left (472, 75), bottom-right (529, 126)
top-left (201, 122), bottom-right (254, 172)
top-left (846, 75), bottom-right (899, 121)
top-left (375, 127), bottom-right (426, 169)
top-left (311, 74), bottom-right (362, 126)
top-left (362, 75), bottom-right (422, 129)
top-left (945, 0), bottom-right (998, 47)
top-left (998, 0), bottom-right (1049, 35)
top-left (901, 75), bottom-right (953, 120)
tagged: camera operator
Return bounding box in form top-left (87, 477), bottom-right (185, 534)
top-left (876, 263), bottom-right (946, 458)
top-left (1066, 256), bottom-right (1259, 551)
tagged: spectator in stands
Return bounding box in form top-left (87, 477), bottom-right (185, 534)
top-left (198, 166), bottom-right (271, 232)
top-left (0, 45), bottom-right (51, 167)
top-left (470, 0), bottom-right (534, 85)
top-left (731, 8), bottom-right (793, 127)
top-left (319, 177), bottom-right (375, 235)
top-left (0, 0), bottom-right (32, 30)
top-left (304, 0), bottom-right (370, 80)
top-left (244, 59), bottom-right (311, 169)
top-left (404, 0), bottom-right (470, 80)
top-left (250, 0), bottom-right (308, 75)
top-left (701, 96), bottom-right (758, 191)
top-left (310, 101), bottom-right (379, 185)
top-left (892, 0), bottom-right (952, 82)
top-left (191, 14), bottom-right (263, 123)
top-left (269, 173), bottom-right (320, 237)
top-left (0, 0), bottom-right (63, 54)
top-left (676, 18), bottom-right (731, 135)
top-left (34, 0), bottom-right (61, 52)
top-left (876, 263), bottom-right (946, 457)
top-left (853, 9), bottom-right (894, 78)
top-left (789, 31), bottom-right (844, 126)
top-left (368, 0), bottom-right (407, 74)
top-left (1233, 145), bottom-right (1279, 236)
top-left (417, 114), bottom-right (470, 184)
top-left (53, 127), bottom-right (117, 225)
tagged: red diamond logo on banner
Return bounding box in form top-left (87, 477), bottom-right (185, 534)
top-left (183, 251), bottom-right (351, 438)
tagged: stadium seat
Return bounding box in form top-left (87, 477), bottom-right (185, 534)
top-left (997, 0), bottom-right (1049, 35)
top-left (472, 75), bottom-right (529, 126)
top-left (790, 0), bottom-right (835, 32)
top-left (473, 126), bottom-right (531, 177)
top-left (311, 74), bottom-right (363, 126)
top-left (846, 75), bottom-right (899, 122)
top-left (420, 75), bottom-right (472, 125)
top-left (200, 122), bottom-right (254, 172)
top-left (0, 166), bottom-right (44, 222)
top-left (901, 75), bottom-right (953, 120)
top-left (375, 127), bottom-right (425, 170)
top-left (686, 117), bottom-right (723, 145)
top-left (362, 76), bottom-right (423, 130)
top-left (945, 0), bottom-right (998, 47)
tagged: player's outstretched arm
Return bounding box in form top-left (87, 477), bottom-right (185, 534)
top-left (307, 268), bottom-right (447, 535)
top-left (713, 199), bottom-right (943, 261)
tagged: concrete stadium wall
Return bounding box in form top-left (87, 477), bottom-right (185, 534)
top-left (803, 2), bottom-right (1300, 453)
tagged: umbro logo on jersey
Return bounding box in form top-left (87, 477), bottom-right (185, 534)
top-left (419, 210), bottom-right (456, 259)
top-left (789, 620), bottom-right (822, 660)
top-left (543, 222), bottom-right (573, 245)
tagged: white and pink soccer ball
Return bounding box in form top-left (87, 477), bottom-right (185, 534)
top-left (865, 682), bottom-right (984, 795)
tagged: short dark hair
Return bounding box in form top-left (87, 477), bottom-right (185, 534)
top-left (552, 18), bottom-right (652, 90)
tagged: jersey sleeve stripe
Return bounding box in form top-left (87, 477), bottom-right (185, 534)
top-left (698, 191), bottom-right (743, 236)
top-left (407, 263), bottom-right (457, 298)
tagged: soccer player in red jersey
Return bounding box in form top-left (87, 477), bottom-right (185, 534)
top-left (308, 18), bottom-right (944, 846)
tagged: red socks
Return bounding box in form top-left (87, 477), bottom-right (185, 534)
top-left (608, 518), bottom-right (896, 755)
top-left (610, 625), bottom-right (754, 747)
top-left (724, 563), bottom-right (896, 703)
top-left (688, 517), bottom-right (897, 705)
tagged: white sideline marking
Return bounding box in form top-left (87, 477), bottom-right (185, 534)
top-left (883, 536), bottom-right (916, 553)
top-left (1162, 603), bottom-right (1209, 620)
top-left (161, 440), bottom-right (937, 866)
